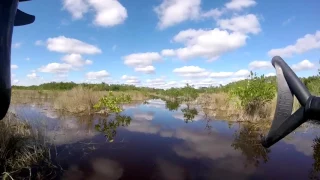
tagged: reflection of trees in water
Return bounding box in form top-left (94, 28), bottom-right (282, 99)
top-left (231, 123), bottom-right (270, 167)
top-left (95, 114), bottom-right (132, 142)
top-left (181, 105), bottom-right (198, 123)
top-left (165, 100), bottom-right (181, 111)
top-left (309, 137), bottom-right (320, 180)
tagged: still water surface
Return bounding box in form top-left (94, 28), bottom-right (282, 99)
top-left (11, 99), bottom-right (320, 180)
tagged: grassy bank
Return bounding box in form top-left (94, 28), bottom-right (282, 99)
top-left (0, 112), bottom-right (54, 179)
top-left (12, 87), bottom-right (149, 115)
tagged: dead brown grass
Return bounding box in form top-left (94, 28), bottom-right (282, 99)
top-left (0, 112), bottom-right (53, 179)
top-left (198, 92), bottom-right (277, 122)
top-left (53, 87), bottom-right (149, 114)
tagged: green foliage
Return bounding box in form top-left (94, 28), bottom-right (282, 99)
top-left (165, 100), bottom-right (181, 111)
top-left (93, 91), bottom-right (132, 113)
top-left (181, 107), bottom-right (198, 123)
top-left (230, 72), bottom-right (276, 114)
top-left (231, 124), bottom-right (270, 167)
top-left (95, 115), bottom-right (132, 142)
top-left (12, 82), bottom-right (159, 92)
top-left (181, 83), bottom-right (199, 101)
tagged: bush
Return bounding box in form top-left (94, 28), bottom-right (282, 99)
top-left (93, 91), bottom-right (132, 114)
top-left (230, 71), bottom-right (276, 116)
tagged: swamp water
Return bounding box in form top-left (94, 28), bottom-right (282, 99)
top-left (9, 99), bottom-right (320, 180)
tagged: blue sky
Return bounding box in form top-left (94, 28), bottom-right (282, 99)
top-left (10, 0), bottom-right (320, 88)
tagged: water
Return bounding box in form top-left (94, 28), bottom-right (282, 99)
top-left (10, 99), bottom-right (320, 180)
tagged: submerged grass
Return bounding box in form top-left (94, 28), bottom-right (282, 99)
top-left (0, 112), bottom-right (55, 179)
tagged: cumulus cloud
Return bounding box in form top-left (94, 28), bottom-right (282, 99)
top-left (173, 66), bottom-right (210, 78)
top-left (135, 66), bottom-right (155, 74)
top-left (268, 31), bottom-right (320, 57)
top-left (12, 79), bottom-right (19, 85)
top-left (172, 28), bottom-right (247, 60)
top-left (265, 72), bottom-right (276, 77)
top-left (201, 8), bottom-right (224, 19)
top-left (291, 60), bottom-right (315, 72)
top-left (86, 70), bottom-right (110, 80)
top-left (61, 53), bottom-right (93, 67)
top-left (62, 0), bottom-right (89, 19)
top-left (161, 49), bottom-right (176, 56)
top-left (154, 0), bottom-right (201, 29)
top-left (217, 14), bottom-right (261, 34)
top-left (210, 72), bottom-right (234, 78)
top-left (225, 0), bottom-right (257, 11)
top-left (63, 0), bottom-right (127, 27)
top-left (173, 65), bottom-right (250, 79)
top-left (27, 72), bottom-right (38, 79)
top-left (124, 52), bottom-right (161, 74)
top-left (248, 61), bottom-right (273, 70)
top-left (38, 63), bottom-right (73, 73)
top-left (11, 64), bottom-right (18, 69)
top-left (121, 75), bottom-right (140, 84)
top-left (47, 36), bottom-right (102, 54)
top-left (233, 69), bottom-right (250, 77)
top-left (88, 0), bottom-right (128, 27)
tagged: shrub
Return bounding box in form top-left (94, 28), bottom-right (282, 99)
top-left (93, 91), bottom-right (132, 114)
top-left (230, 71), bottom-right (276, 116)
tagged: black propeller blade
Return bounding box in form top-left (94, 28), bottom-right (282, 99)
top-left (261, 56), bottom-right (320, 148)
top-left (0, 0), bottom-right (35, 120)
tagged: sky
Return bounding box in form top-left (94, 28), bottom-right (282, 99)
top-left (10, 0), bottom-right (320, 89)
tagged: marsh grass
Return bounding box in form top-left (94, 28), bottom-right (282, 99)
top-left (198, 92), bottom-right (277, 122)
top-left (0, 112), bottom-right (56, 179)
top-left (53, 87), bottom-right (148, 114)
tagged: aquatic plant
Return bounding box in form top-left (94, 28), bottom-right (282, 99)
top-left (93, 91), bottom-right (132, 114)
top-left (0, 113), bottom-right (56, 179)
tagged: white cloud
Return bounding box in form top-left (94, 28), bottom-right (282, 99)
top-left (63, 0), bottom-right (127, 27)
top-left (265, 72), bottom-right (276, 77)
top-left (12, 42), bottom-right (22, 48)
top-left (268, 31), bottom-right (320, 57)
top-left (88, 0), bottom-right (128, 27)
top-left (291, 60), bottom-right (315, 72)
top-left (135, 66), bottom-right (155, 74)
top-left (173, 66), bottom-right (210, 78)
top-left (161, 49), bottom-right (176, 56)
top-left (124, 52), bottom-right (161, 67)
top-left (121, 75), bottom-right (138, 80)
top-left (27, 72), bottom-right (38, 79)
top-left (124, 52), bottom-right (161, 74)
top-left (61, 53), bottom-right (93, 67)
top-left (62, 0), bottom-right (89, 19)
top-left (26, 57), bottom-right (30, 61)
top-left (121, 75), bottom-right (140, 84)
top-left (125, 79), bottom-right (141, 84)
top-left (154, 0), bottom-right (201, 29)
top-left (171, 28), bottom-right (247, 60)
top-left (35, 40), bottom-right (44, 46)
top-left (11, 64), bottom-right (18, 69)
top-left (86, 70), bottom-right (110, 80)
top-left (201, 8), bottom-right (224, 19)
top-left (248, 61), bottom-right (272, 70)
top-left (225, 0), bottom-right (256, 11)
top-left (210, 72), bottom-right (234, 78)
top-left (233, 69), bottom-right (250, 77)
top-left (217, 14), bottom-right (261, 34)
top-left (47, 36), bottom-right (102, 54)
top-left (38, 63), bottom-right (73, 73)
top-left (12, 79), bottom-right (19, 85)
